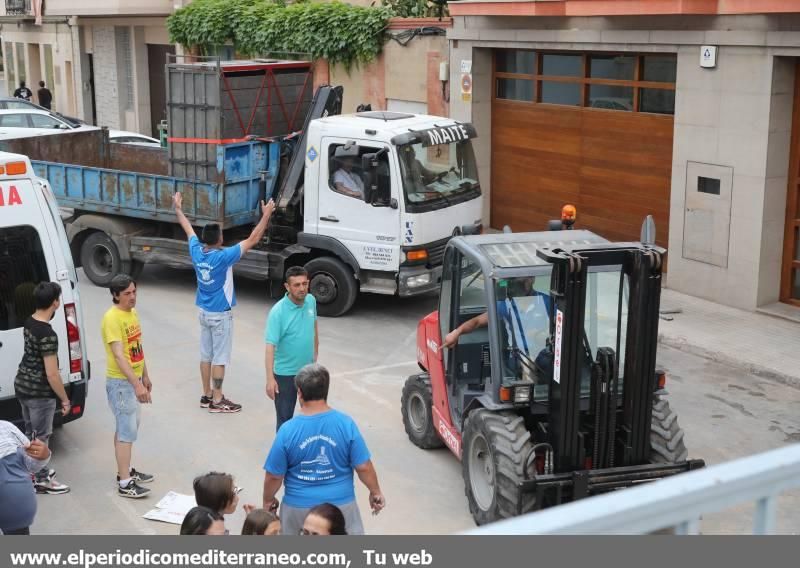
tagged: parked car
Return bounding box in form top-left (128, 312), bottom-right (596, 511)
top-left (109, 130), bottom-right (162, 149)
top-left (0, 109), bottom-right (98, 139)
top-left (0, 97), bottom-right (84, 127)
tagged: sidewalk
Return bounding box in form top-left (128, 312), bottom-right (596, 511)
top-left (658, 289), bottom-right (800, 389)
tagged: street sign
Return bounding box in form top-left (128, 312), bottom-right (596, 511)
top-left (461, 73), bottom-right (472, 103)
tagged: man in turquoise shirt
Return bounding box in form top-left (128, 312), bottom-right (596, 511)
top-left (265, 266), bottom-right (319, 431)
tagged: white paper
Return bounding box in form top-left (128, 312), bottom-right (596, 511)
top-left (142, 491), bottom-right (197, 525)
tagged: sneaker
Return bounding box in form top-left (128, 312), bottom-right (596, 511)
top-left (34, 475), bottom-right (70, 495)
top-left (208, 396), bottom-right (242, 413)
top-left (118, 480), bottom-right (150, 499)
top-left (200, 395), bottom-right (212, 408)
top-left (117, 468), bottom-right (155, 484)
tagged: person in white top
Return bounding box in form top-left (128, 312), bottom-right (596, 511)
top-left (333, 155), bottom-right (365, 199)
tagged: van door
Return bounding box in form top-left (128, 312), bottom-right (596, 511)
top-left (316, 138), bottom-right (401, 272)
top-left (0, 179), bottom-right (63, 402)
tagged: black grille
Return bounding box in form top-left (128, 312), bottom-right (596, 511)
top-left (426, 237), bottom-right (449, 267)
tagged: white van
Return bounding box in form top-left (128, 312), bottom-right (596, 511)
top-left (0, 151), bottom-right (90, 426)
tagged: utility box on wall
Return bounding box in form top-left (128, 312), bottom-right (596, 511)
top-left (682, 161), bottom-right (733, 267)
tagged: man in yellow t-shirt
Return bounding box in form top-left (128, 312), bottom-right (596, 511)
top-left (101, 274), bottom-right (154, 499)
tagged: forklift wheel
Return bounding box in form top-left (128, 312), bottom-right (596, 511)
top-left (401, 374), bottom-right (444, 449)
top-left (462, 410), bottom-right (536, 525)
top-left (650, 394), bottom-right (689, 463)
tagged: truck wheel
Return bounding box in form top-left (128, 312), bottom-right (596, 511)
top-left (650, 394), bottom-right (689, 463)
top-left (462, 409), bottom-right (536, 525)
top-left (80, 232), bottom-right (123, 286)
top-left (401, 374), bottom-right (444, 449)
top-left (304, 257), bottom-right (357, 317)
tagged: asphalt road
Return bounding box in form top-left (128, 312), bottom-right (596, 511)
top-left (32, 265), bottom-right (800, 534)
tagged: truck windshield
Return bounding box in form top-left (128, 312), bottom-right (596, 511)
top-left (397, 139), bottom-right (480, 212)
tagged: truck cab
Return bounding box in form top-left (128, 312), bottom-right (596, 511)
top-left (292, 111), bottom-right (483, 313)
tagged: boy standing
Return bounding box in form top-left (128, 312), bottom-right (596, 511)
top-left (14, 282), bottom-right (70, 495)
top-left (102, 274), bottom-right (154, 498)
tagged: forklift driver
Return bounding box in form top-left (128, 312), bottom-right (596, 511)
top-left (442, 277), bottom-right (553, 358)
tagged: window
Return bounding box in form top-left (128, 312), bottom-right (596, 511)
top-left (4, 42), bottom-right (14, 91)
top-left (542, 54), bottom-right (582, 77)
top-left (44, 45), bottom-right (56, 107)
top-left (4, 101), bottom-right (37, 110)
top-left (541, 82), bottom-right (581, 106)
top-left (15, 43), bottom-right (25, 85)
top-left (0, 226), bottom-right (51, 331)
top-left (496, 78), bottom-right (533, 102)
top-left (589, 54), bottom-right (636, 80)
top-left (698, 176), bottom-right (721, 195)
top-left (496, 50), bottom-right (534, 74)
top-left (639, 88), bottom-right (676, 115)
top-left (30, 114), bottom-right (67, 129)
top-left (494, 50), bottom-right (677, 114)
top-left (328, 143), bottom-right (387, 201)
top-left (642, 55), bottom-right (677, 83)
top-left (0, 113), bottom-right (29, 127)
top-left (589, 85), bottom-right (634, 111)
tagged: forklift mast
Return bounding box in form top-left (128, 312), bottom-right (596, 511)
top-left (537, 243), bottom-right (665, 474)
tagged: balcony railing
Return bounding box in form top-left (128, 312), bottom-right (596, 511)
top-left (5, 0), bottom-right (32, 16)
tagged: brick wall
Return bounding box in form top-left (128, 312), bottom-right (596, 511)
top-left (92, 26), bottom-right (121, 129)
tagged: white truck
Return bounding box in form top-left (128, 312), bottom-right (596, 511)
top-left (31, 87), bottom-right (484, 316)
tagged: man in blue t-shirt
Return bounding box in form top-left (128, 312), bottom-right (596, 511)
top-left (174, 192), bottom-right (274, 413)
top-left (265, 266), bottom-right (319, 431)
top-left (262, 364), bottom-right (385, 535)
top-left (443, 276), bottom-right (553, 354)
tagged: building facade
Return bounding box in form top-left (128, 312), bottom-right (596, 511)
top-left (447, 0), bottom-right (800, 312)
top-left (0, 1), bottom-right (183, 136)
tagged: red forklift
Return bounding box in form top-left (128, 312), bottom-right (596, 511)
top-left (401, 214), bottom-right (703, 524)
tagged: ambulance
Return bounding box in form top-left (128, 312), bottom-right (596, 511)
top-left (0, 151), bottom-right (89, 425)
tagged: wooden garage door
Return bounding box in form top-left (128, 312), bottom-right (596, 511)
top-left (491, 51), bottom-right (675, 248)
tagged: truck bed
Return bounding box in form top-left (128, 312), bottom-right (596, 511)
top-left (31, 141), bottom-right (280, 230)
top-left (129, 236), bottom-right (275, 281)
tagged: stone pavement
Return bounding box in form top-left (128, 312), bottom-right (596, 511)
top-left (658, 288), bottom-right (800, 388)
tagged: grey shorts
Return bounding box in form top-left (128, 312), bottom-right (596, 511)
top-left (199, 309), bottom-right (233, 366)
top-left (279, 500), bottom-right (364, 535)
top-left (106, 379), bottom-right (141, 443)
top-left (19, 397), bottom-right (56, 446)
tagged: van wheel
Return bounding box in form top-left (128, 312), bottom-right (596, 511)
top-left (80, 232), bottom-right (122, 286)
top-left (304, 257), bottom-right (357, 317)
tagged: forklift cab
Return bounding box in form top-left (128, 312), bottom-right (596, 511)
top-left (439, 230), bottom-right (614, 425)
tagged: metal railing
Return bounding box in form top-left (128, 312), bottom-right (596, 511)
top-left (464, 444), bottom-right (800, 535)
top-left (4, 0), bottom-right (32, 16)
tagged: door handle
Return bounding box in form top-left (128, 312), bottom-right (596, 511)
top-left (320, 216), bottom-right (339, 223)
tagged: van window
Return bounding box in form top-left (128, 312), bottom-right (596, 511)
top-left (0, 225), bottom-right (50, 330)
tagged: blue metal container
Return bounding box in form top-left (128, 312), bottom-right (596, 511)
top-left (32, 140), bottom-right (281, 230)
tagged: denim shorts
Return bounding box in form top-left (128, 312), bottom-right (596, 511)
top-left (106, 379), bottom-right (141, 443)
top-left (199, 309), bottom-right (233, 366)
